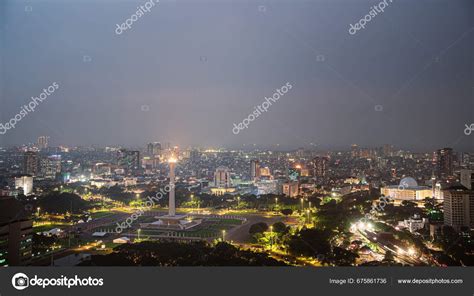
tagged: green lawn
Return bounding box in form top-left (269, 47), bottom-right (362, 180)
top-left (90, 211), bottom-right (114, 219)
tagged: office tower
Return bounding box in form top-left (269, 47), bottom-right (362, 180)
top-left (0, 197), bottom-right (33, 266)
top-left (40, 155), bottom-right (62, 180)
top-left (14, 176), bottom-right (33, 196)
top-left (147, 142), bottom-right (162, 156)
top-left (117, 149), bottom-right (140, 175)
top-left (37, 136), bottom-right (49, 149)
top-left (312, 156), bottom-right (328, 177)
top-left (435, 148), bottom-right (454, 178)
top-left (443, 185), bottom-right (474, 231)
top-left (460, 169), bottom-right (474, 190)
top-left (214, 166), bottom-right (232, 188)
top-left (250, 160), bottom-right (261, 181)
top-left (23, 151), bottom-right (38, 177)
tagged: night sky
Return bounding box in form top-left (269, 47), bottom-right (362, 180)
top-left (0, 0), bottom-right (473, 151)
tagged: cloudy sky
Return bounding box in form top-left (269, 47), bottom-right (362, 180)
top-left (0, 0), bottom-right (473, 151)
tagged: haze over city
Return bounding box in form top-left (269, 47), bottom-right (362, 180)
top-left (1, 0), bottom-right (472, 151)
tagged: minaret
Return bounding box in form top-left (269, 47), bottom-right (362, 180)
top-left (168, 156), bottom-right (177, 216)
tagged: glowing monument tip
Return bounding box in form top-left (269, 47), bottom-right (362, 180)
top-left (168, 157), bottom-right (177, 163)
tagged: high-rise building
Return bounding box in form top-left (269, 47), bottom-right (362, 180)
top-left (14, 176), bottom-right (33, 196)
top-left (147, 142), bottom-right (162, 156)
top-left (0, 197), bottom-right (33, 266)
top-left (312, 156), bottom-right (328, 177)
top-left (250, 160), bottom-right (261, 181)
top-left (40, 155), bottom-right (62, 180)
top-left (435, 148), bottom-right (454, 178)
top-left (443, 185), bottom-right (474, 231)
top-left (23, 151), bottom-right (38, 177)
top-left (460, 169), bottom-right (474, 190)
top-left (282, 181), bottom-right (299, 198)
top-left (117, 149), bottom-right (140, 175)
top-left (214, 166), bottom-right (232, 188)
top-left (37, 136), bottom-right (49, 149)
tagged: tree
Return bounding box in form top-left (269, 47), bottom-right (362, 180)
top-left (383, 250), bottom-right (394, 262)
top-left (280, 209), bottom-right (293, 216)
top-left (287, 228), bottom-right (333, 257)
top-left (272, 222), bottom-right (288, 234)
top-left (326, 247), bottom-right (359, 266)
top-left (249, 222), bottom-right (268, 235)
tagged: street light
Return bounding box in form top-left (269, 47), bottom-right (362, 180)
top-left (37, 207), bottom-right (41, 217)
top-left (306, 209), bottom-right (310, 223)
top-left (237, 196), bottom-right (240, 208)
top-left (222, 230), bottom-right (226, 242)
top-left (300, 198), bottom-right (304, 211)
top-left (275, 197), bottom-right (278, 209)
top-left (138, 229), bottom-right (141, 241)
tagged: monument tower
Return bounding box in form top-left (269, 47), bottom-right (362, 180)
top-left (168, 156), bottom-right (177, 216)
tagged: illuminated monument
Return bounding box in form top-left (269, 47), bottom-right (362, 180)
top-left (141, 156), bottom-right (202, 230)
top-left (168, 156), bottom-right (177, 216)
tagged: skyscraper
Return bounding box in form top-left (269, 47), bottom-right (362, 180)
top-left (147, 142), bottom-right (161, 156)
top-left (23, 151), bottom-right (38, 177)
top-left (435, 148), bottom-right (454, 178)
top-left (312, 156), bottom-right (328, 178)
top-left (0, 197), bottom-right (33, 266)
top-left (443, 185), bottom-right (474, 231)
top-left (14, 176), bottom-right (33, 196)
top-left (214, 166), bottom-right (232, 188)
top-left (250, 160), bottom-right (261, 181)
top-left (118, 149), bottom-right (141, 175)
top-left (460, 169), bottom-right (474, 190)
top-left (40, 155), bottom-right (62, 180)
top-left (37, 136), bottom-right (49, 149)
